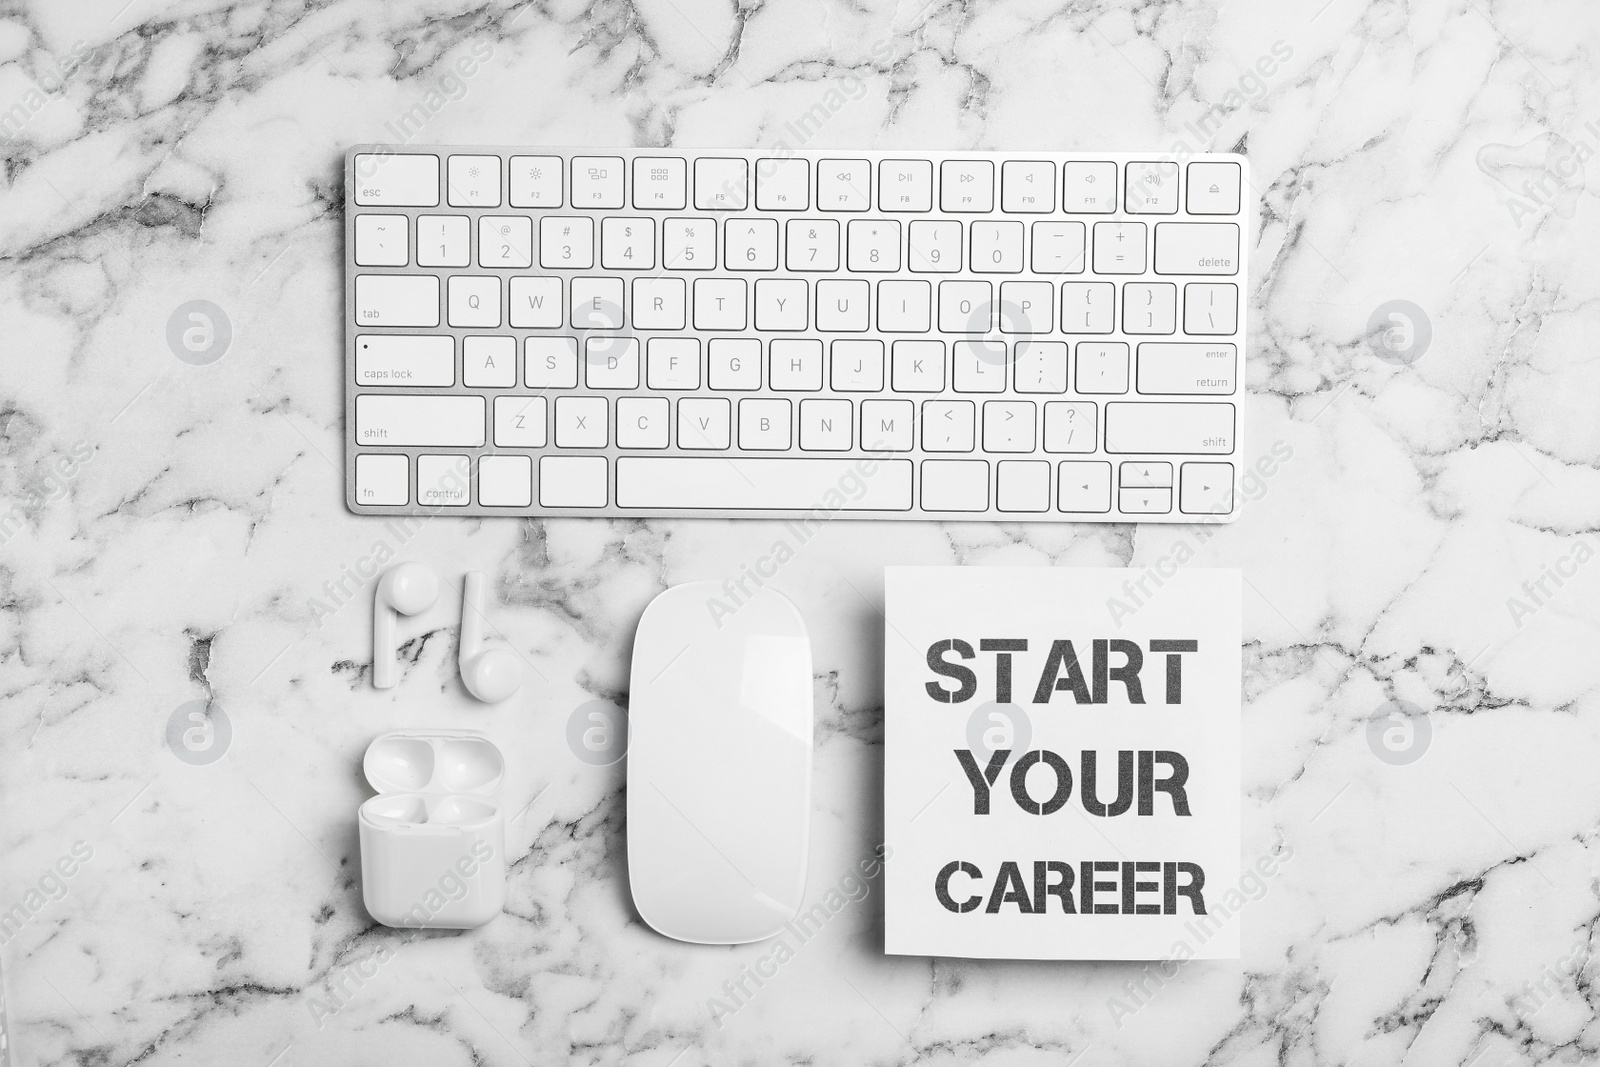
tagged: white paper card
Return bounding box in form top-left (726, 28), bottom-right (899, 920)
top-left (884, 566), bottom-right (1241, 960)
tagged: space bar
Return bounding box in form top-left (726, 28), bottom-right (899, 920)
top-left (616, 457), bottom-right (914, 511)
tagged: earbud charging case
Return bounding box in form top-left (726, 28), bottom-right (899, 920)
top-left (358, 731), bottom-right (507, 929)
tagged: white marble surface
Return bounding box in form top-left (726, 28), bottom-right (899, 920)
top-left (2, 0), bottom-right (1599, 1064)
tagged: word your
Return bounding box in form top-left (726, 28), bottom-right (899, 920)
top-left (305, 516), bottom-right (428, 629)
top-left (1106, 841), bottom-right (1294, 1027)
top-left (0, 840), bottom-right (94, 945)
top-left (957, 748), bottom-right (1190, 816)
top-left (1167, 40), bottom-right (1294, 162)
top-left (707, 845), bottom-right (889, 1029)
top-left (1505, 535), bottom-right (1596, 629)
top-left (356, 41), bottom-right (495, 182)
top-left (926, 637), bottom-right (1199, 704)
top-left (936, 858), bottom-right (1206, 915)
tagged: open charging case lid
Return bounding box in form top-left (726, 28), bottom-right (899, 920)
top-left (359, 731), bottom-right (505, 833)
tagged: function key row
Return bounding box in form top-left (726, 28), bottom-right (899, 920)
top-left (354, 153), bottom-right (1242, 216)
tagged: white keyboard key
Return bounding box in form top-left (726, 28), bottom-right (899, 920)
top-left (708, 338), bottom-right (761, 389)
top-left (831, 339), bottom-right (884, 392)
top-left (1119, 487), bottom-right (1172, 514)
top-left (634, 278), bottom-right (687, 330)
top-left (921, 460), bottom-right (988, 511)
top-left (1184, 283), bottom-right (1239, 335)
top-left (755, 278), bottom-right (808, 330)
top-left (555, 396), bottom-right (608, 448)
top-left (354, 153), bottom-right (438, 207)
top-left (540, 456), bottom-right (608, 507)
top-left (847, 220), bottom-right (900, 272)
top-left (908, 220), bottom-right (961, 272)
top-left (693, 278), bottom-right (747, 330)
top-left (727, 218), bottom-right (779, 271)
top-left (1093, 221), bottom-right (1147, 273)
top-left (616, 457), bottom-right (913, 510)
top-left (447, 154), bottom-right (500, 207)
top-left (1030, 222), bottom-right (1085, 274)
top-left (998, 281), bottom-right (1053, 333)
top-left (892, 340), bottom-right (945, 392)
top-left (787, 220), bottom-right (839, 271)
top-left (877, 280), bottom-right (931, 332)
top-left (356, 395), bottom-right (484, 446)
top-left (463, 336), bottom-right (516, 388)
top-left (694, 157), bottom-right (747, 210)
top-left (571, 278), bottom-right (624, 329)
top-left (479, 455), bottom-right (533, 507)
top-left (354, 215), bottom-right (408, 266)
top-left (633, 157), bottom-right (686, 209)
top-left (953, 342), bottom-right (1006, 393)
top-left (940, 160), bottom-right (993, 212)
top-left (799, 399), bottom-right (852, 451)
top-left (509, 155), bottom-right (563, 207)
top-left (878, 159), bottom-right (933, 212)
top-left (478, 215), bottom-right (532, 268)
top-left (1155, 222), bottom-right (1240, 275)
top-left (1186, 162), bottom-right (1241, 214)
top-left (1119, 461), bottom-right (1172, 488)
top-left (679, 397), bottom-right (731, 449)
top-left (739, 398), bottom-right (791, 449)
top-left (617, 397), bottom-right (670, 449)
top-left (817, 160), bottom-right (871, 211)
top-left (1057, 460), bottom-right (1112, 512)
top-left (756, 158), bottom-right (809, 210)
top-left (996, 461), bottom-right (1050, 512)
top-left (417, 455), bottom-right (472, 506)
top-left (1062, 161), bottom-right (1116, 213)
top-left (1075, 342), bottom-right (1129, 393)
top-left (770, 339), bottom-right (824, 391)
top-left (601, 217), bottom-right (655, 269)
top-left (1180, 462), bottom-right (1234, 515)
top-left (1001, 160), bottom-right (1054, 213)
top-left (983, 400), bottom-right (1035, 452)
top-left (816, 279), bottom-right (870, 331)
top-left (922, 399), bottom-right (974, 451)
top-left (1123, 282), bottom-right (1177, 334)
top-left (938, 280), bottom-right (990, 333)
top-left (1043, 401), bottom-right (1097, 453)
top-left (493, 395), bottom-right (547, 447)
top-left (355, 275), bottom-right (438, 327)
top-left (416, 215), bottom-right (470, 267)
top-left (572, 156), bottom-right (625, 208)
top-left (585, 337), bottom-right (640, 388)
top-left (539, 217), bottom-right (594, 269)
top-left (355, 335), bottom-right (454, 387)
top-left (1012, 341), bottom-right (1067, 394)
top-left (509, 277), bottom-right (562, 328)
top-left (525, 337), bottom-right (578, 388)
top-left (354, 453), bottom-right (409, 505)
top-left (1060, 282), bottom-right (1115, 333)
top-left (971, 221), bottom-right (1023, 273)
top-left (1135, 342), bottom-right (1237, 394)
top-left (647, 337), bottom-right (700, 388)
top-left (861, 399), bottom-right (914, 451)
top-left (1125, 161), bottom-right (1179, 214)
top-left (1104, 402), bottom-right (1234, 454)
top-left (663, 218), bottom-right (716, 269)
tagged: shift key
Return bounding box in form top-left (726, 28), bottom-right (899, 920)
top-left (1104, 402), bottom-right (1234, 454)
top-left (355, 395), bottom-right (484, 446)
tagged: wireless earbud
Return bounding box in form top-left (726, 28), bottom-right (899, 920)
top-left (373, 562), bottom-right (440, 689)
top-left (459, 571), bottom-right (522, 703)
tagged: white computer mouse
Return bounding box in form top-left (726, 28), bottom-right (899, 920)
top-left (626, 581), bottom-right (813, 944)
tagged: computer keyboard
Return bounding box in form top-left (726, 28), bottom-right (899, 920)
top-left (344, 146), bottom-right (1246, 523)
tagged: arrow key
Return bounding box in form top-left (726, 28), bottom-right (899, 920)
top-left (1118, 487), bottom-right (1172, 514)
top-left (1180, 461), bottom-right (1234, 516)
